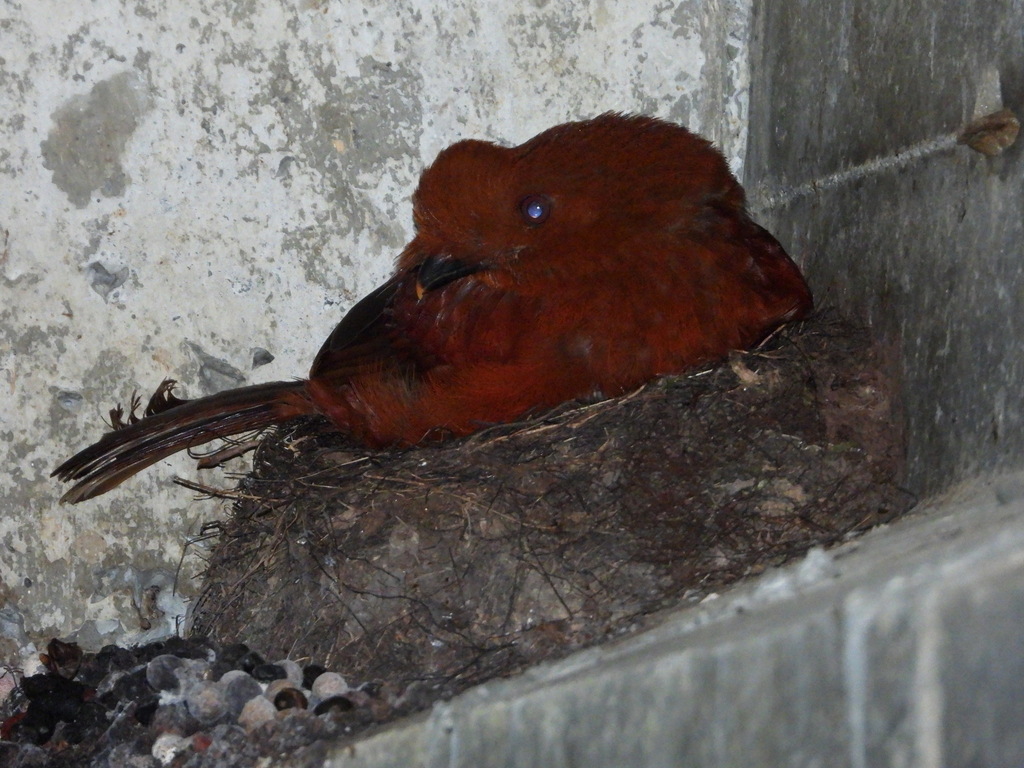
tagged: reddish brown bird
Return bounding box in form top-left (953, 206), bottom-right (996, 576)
top-left (54, 114), bottom-right (812, 503)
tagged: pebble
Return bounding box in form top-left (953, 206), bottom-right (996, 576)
top-left (146, 654), bottom-right (211, 694)
top-left (276, 658), bottom-right (303, 686)
top-left (310, 671), bottom-right (349, 703)
top-left (150, 698), bottom-right (195, 736)
top-left (152, 732), bottom-right (190, 766)
top-left (272, 686), bottom-right (308, 711)
top-left (264, 678), bottom-right (296, 701)
top-left (185, 680), bottom-right (227, 724)
top-left (220, 669), bottom-right (263, 717)
top-left (302, 663), bottom-right (327, 689)
top-left (251, 662), bottom-right (287, 682)
top-left (236, 650), bottom-right (266, 673)
top-left (314, 695), bottom-right (354, 716)
top-left (238, 694), bottom-right (277, 731)
top-left (146, 654), bottom-right (184, 692)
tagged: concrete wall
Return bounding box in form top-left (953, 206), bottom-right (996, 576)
top-left (746, 0), bottom-right (1024, 496)
top-left (0, 1), bottom-right (753, 657)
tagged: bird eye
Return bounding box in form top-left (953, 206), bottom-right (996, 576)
top-left (519, 194), bottom-right (551, 226)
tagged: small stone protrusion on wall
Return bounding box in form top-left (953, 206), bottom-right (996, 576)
top-left (958, 67), bottom-right (1019, 156)
top-left (958, 108), bottom-right (1020, 157)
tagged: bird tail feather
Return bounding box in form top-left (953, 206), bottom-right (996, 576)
top-left (53, 380), bottom-right (312, 503)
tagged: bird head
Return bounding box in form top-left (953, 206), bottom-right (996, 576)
top-left (398, 113), bottom-right (746, 285)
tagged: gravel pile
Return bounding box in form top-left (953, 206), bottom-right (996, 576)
top-left (0, 637), bottom-right (396, 768)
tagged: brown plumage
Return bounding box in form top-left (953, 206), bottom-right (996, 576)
top-left (53, 113), bottom-right (812, 503)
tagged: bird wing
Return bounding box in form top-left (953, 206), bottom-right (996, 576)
top-left (308, 275), bottom-right (405, 380)
top-left (309, 256), bottom-right (515, 383)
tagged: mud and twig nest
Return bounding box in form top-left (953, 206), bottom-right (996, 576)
top-left (190, 313), bottom-right (911, 715)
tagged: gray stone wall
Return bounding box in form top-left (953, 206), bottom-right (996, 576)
top-left (746, 0), bottom-right (1024, 495)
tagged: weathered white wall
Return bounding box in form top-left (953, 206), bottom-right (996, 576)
top-left (0, 1), bottom-right (754, 657)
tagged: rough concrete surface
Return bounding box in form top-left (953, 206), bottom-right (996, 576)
top-left (746, 0), bottom-right (1024, 496)
top-left (0, 1), bottom-right (754, 657)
